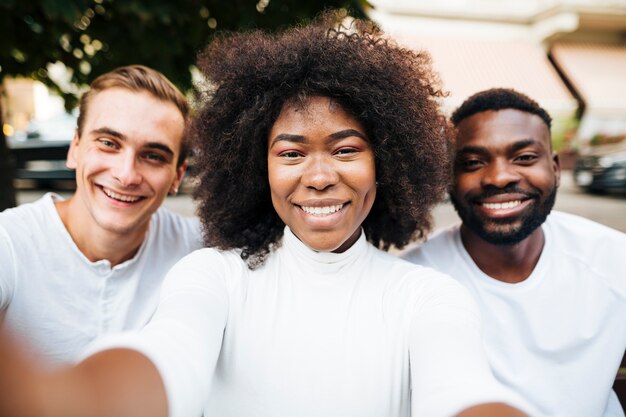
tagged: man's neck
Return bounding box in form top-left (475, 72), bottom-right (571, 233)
top-left (460, 225), bottom-right (545, 284)
top-left (54, 196), bottom-right (148, 267)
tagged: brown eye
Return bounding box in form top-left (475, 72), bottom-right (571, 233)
top-left (335, 147), bottom-right (357, 155)
top-left (144, 153), bottom-right (167, 163)
top-left (97, 138), bottom-right (117, 148)
top-left (458, 158), bottom-right (483, 171)
top-left (280, 151), bottom-right (303, 158)
top-left (515, 154), bottom-right (537, 164)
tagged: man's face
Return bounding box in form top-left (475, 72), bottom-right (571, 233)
top-left (67, 88), bottom-right (186, 236)
top-left (450, 108), bottom-right (560, 245)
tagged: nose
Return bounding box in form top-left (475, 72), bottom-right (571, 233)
top-left (481, 159), bottom-right (521, 189)
top-left (112, 152), bottom-right (142, 187)
top-left (302, 154), bottom-right (339, 191)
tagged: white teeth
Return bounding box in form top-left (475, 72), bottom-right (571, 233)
top-left (482, 200), bottom-right (521, 210)
top-left (301, 204), bottom-right (343, 216)
top-left (102, 187), bottom-right (142, 203)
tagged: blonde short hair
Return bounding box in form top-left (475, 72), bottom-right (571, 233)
top-left (77, 65), bottom-right (189, 166)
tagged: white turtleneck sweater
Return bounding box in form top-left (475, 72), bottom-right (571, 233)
top-left (86, 227), bottom-right (529, 417)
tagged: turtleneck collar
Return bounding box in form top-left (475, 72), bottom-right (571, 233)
top-left (280, 226), bottom-right (369, 274)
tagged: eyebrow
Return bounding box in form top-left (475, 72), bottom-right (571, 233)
top-left (271, 133), bottom-right (307, 145)
top-left (457, 138), bottom-right (541, 156)
top-left (90, 127), bottom-right (175, 157)
top-left (508, 138), bottom-right (541, 153)
top-left (91, 127), bottom-right (124, 139)
top-left (270, 129), bottom-right (368, 146)
top-left (456, 145), bottom-right (488, 156)
top-left (329, 129), bottom-right (367, 141)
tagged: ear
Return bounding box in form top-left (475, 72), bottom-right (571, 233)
top-left (66, 130), bottom-right (80, 169)
top-left (169, 160), bottom-right (188, 195)
top-left (552, 152), bottom-right (561, 188)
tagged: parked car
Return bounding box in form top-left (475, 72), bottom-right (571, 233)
top-left (7, 111), bottom-right (77, 188)
top-left (573, 141), bottom-right (626, 193)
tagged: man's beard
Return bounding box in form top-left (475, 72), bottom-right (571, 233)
top-left (450, 182), bottom-right (557, 246)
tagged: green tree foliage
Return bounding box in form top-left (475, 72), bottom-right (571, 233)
top-left (0, 0), bottom-right (370, 210)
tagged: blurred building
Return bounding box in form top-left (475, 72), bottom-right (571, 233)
top-left (369, 0), bottom-right (626, 149)
top-left (2, 77), bottom-right (67, 137)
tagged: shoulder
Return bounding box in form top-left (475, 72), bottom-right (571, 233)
top-left (546, 210), bottom-right (624, 236)
top-left (0, 195), bottom-right (59, 305)
top-left (545, 211), bottom-right (626, 254)
top-left (0, 194), bottom-right (59, 241)
top-left (0, 194), bottom-right (53, 225)
top-left (0, 222), bottom-right (16, 305)
top-left (174, 247), bottom-right (244, 271)
top-left (150, 207), bottom-right (203, 248)
top-left (152, 207), bottom-right (201, 232)
top-left (378, 254), bottom-right (480, 330)
top-left (400, 223), bottom-right (462, 269)
top-left (369, 245), bottom-right (472, 307)
top-left (544, 211), bottom-right (626, 293)
top-left (366, 244), bottom-right (436, 281)
top-left (162, 247), bottom-right (248, 292)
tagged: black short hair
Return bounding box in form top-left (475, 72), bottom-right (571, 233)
top-left (192, 11), bottom-right (452, 268)
top-left (451, 88), bottom-right (552, 130)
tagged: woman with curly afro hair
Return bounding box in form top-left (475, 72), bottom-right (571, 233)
top-left (0, 11), bottom-right (532, 417)
top-left (192, 12), bottom-right (451, 268)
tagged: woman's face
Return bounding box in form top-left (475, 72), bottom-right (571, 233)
top-left (267, 96), bottom-right (376, 252)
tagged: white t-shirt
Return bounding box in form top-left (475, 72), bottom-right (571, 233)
top-left (0, 193), bottom-right (203, 366)
top-left (86, 226), bottom-right (531, 417)
top-left (401, 211), bottom-right (626, 417)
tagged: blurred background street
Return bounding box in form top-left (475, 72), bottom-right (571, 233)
top-left (2, 0), bottom-right (626, 229)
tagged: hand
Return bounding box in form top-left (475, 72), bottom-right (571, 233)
top-left (0, 329), bottom-right (48, 417)
top-left (456, 403), bottom-right (530, 417)
top-left (0, 329), bottom-right (167, 417)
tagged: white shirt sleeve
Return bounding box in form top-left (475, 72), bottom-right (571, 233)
top-left (408, 275), bottom-right (531, 417)
top-left (82, 249), bottom-right (230, 417)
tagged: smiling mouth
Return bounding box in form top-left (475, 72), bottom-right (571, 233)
top-left (300, 204), bottom-right (344, 216)
top-left (101, 187), bottom-right (144, 203)
top-left (481, 200), bottom-right (522, 210)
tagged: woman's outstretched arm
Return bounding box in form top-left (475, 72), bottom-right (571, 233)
top-left (0, 338), bottom-right (167, 417)
top-left (1, 249), bottom-right (230, 417)
top-left (455, 403), bottom-right (529, 417)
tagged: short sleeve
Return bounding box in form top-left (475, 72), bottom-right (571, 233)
top-left (408, 276), bottom-right (531, 417)
top-left (0, 226), bottom-right (16, 310)
top-left (82, 248), bottom-right (230, 417)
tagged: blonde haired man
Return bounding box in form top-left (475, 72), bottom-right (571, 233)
top-left (0, 65), bottom-right (202, 366)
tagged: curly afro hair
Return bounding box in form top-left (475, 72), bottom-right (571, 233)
top-left (451, 88), bottom-right (552, 130)
top-left (192, 10), bottom-right (452, 268)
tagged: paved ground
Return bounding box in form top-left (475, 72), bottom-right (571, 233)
top-left (16, 170), bottom-right (626, 233)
